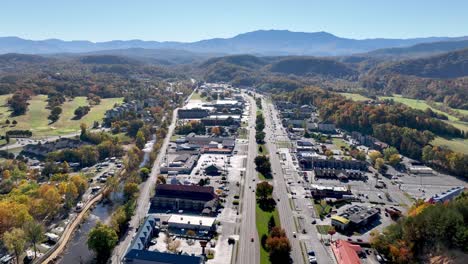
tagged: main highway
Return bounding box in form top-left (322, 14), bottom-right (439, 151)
top-left (261, 95), bottom-right (335, 264)
top-left (237, 93), bottom-right (260, 264)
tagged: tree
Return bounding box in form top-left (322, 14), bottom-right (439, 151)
top-left (80, 123), bottom-right (87, 137)
top-left (211, 126), bottom-right (221, 135)
top-left (256, 181), bottom-right (273, 201)
top-left (388, 154), bottom-right (401, 167)
top-left (3, 228), bottom-right (26, 264)
top-left (87, 222), bottom-right (118, 263)
top-left (48, 106), bottom-right (62, 123)
top-left (383, 147), bottom-right (399, 161)
top-left (157, 175), bottom-right (166, 184)
top-left (369, 150), bottom-right (383, 164)
top-left (140, 167), bottom-right (150, 180)
top-left (266, 227), bottom-right (291, 264)
top-left (24, 221), bottom-right (45, 259)
top-left (255, 131), bottom-right (266, 143)
top-left (375, 158), bottom-right (385, 171)
top-left (254, 155), bottom-right (272, 177)
top-left (123, 182), bottom-right (139, 201)
top-left (136, 130), bottom-right (146, 149)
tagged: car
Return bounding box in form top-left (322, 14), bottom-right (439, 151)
top-left (251, 237), bottom-right (254, 242)
top-left (357, 238), bottom-right (363, 242)
top-left (292, 232), bottom-right (296, 238)
top-left (311, 219), bottom-right (316, 224)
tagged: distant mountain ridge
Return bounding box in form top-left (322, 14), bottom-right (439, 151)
top-left (362, 39), bottom-right (468, 59)
top-left (1, 30), bottom-right (468, 56)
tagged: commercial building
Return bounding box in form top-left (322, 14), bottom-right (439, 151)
top-left (331, 205), bottom-right (379, 231)
top-left (160, 154), bottom-right (199, 174)
top-left (152, 184), bottom-right (218, 215)
top-left (408, 165), bottom-right (434, 175)
top-left (427, 186), bottom-right (465, 203)
top-left (331, 240), bottom-right (362, 264)
top-left (310, 184), bottom-right (352, 199)
top-left (178, 108), bottom-right (210, 119)
top-left (167, 215), bottom-right (217, 232)
top-left (124, 215), bottom-right (204, 264)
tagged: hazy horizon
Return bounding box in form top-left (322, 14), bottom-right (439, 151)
top-left (2, 0), bottom-right (468, 42)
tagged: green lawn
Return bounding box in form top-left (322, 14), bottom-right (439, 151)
top-left (170, 134), bottom-right (183, 142)
top-left (0, 95), bottom-right (123, 137)
top-left (256, 203), bottom-right (281, 264)
top-left (379, 95), bottom-right (460, 121)
top-left (332, 138), bottom-right (350, 150)
top-left (431, 137), bottom-right (468, 155)
top-left (339, 92), bottom-right (371, 101)
top-left (316, 225), bottom-right (334, 235)
top-left (314, 202), bottom-right (332, 219)
top-left (190, 92), bottom-right (207, 102)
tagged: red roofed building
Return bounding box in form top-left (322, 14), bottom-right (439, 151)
top-left (331, 239), bottom-right (362, 264)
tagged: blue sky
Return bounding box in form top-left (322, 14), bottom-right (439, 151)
top-left (2, 0), bottom-right (467, 42)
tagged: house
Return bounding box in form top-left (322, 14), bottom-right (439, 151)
top-left (152, 184), bottom-right (218, 214)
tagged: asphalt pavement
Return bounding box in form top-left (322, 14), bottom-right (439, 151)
top-left (237, 94), bottom-right (260, 264)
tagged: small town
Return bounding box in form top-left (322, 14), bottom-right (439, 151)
top-left (1, 2), bottom-right (468, 264)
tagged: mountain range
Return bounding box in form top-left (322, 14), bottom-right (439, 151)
top-left (2, 30), bottom-right (468, 56)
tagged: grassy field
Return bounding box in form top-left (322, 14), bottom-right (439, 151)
top-left (431, 137), bottom-right (468, 155)
top-left (0, 95), bottom-right (123, 137)
top-left (190, 92), bottom-right (207, 102)
top-left (256, 203), bottom-right (281, 264)
top-left (332, 138), bottom-right (350, 150)
top-left (339, 93), bottom-right (371, 101)
top-left (379, 95), bottom-right (461, 121)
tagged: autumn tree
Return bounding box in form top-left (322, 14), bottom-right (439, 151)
top-left (136, 130), bottom-right (146, 149)
top-left (24, 220), bottom-right (45, 259)
top-left (3, 228), bottom-right (26, 264)
top-left (266, 227), bottom-right (291, 264)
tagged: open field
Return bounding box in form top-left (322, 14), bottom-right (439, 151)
top-left (332, 138), bottom-right (350, 150)
top-left (339, 92), bottom-right (371, 101)
top-left (256, 203), bottom-right (281, 264)
top-left (0, 94), bottom-right (123, 137)
top-left (189, 92), bottom-right (207, 102)
top-left (432, 137), bottom-right (468, 155)
top-left (379, 95), bottom-right (463, 122)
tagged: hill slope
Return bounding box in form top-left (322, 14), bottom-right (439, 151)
top-left (372, 48), bottom-right (468, 78)
top-left (364, 39), bottom-right (468, 59)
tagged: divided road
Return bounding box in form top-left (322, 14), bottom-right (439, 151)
top-left (237, 94), bottom-right (260, 264)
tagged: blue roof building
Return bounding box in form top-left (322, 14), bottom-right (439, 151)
top-left (124, 215), bottom-right (204, 264)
